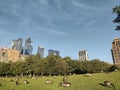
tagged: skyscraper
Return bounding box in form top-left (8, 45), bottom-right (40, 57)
top-left (37, 46), bottom-right (44, 58)
top-left (111, 38), bottom-right (120, 65)
top-left (24, 37), bottom-right (33, 55)
top-left (78, 50), bottom-right (89, 60)
top-left (11, 38), bottom-right (23, 54)
top-left (48, 49), bottom-right (60, 56)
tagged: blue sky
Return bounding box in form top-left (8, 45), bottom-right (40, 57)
top-left (0, 0), bottom-right (120, 63)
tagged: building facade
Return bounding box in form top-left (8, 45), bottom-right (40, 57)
top-left (11, 38), bottom-right (23, 54)
top-left (24, 37), bottom-right (33, 55)
top-left (78, 50), bottom-right (89, 60)
top-left (48, 49), bottom-right (60, 56)
top-left (0, 47), bottom-right (20, 62)
top-left (37, 46), bottom-right (44, 58)
top-left (111, 38), bottom-right (120, 65)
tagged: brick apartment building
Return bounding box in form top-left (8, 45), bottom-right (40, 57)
top-left (111, 38), bottom-right (120, 65)
top-left (0, 47), bottom-right (20, 62)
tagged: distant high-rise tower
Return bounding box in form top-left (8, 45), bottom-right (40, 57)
top-left (111, 38), bottom-right (120, 65)
top-left (79, 50), bottom-right (89, 60)
top-left (11, 38), bottom-right (23, 54)
top-left (37, 46), bottom-right (44, 58)
top-left (24, 37), bottom-right (33, 55)
top-left (48, 49), bottom-right (60, 56)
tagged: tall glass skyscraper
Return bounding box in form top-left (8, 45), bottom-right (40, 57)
top-left (37, 46), bottom-right (44, 58)
top-left (24, 37), bottom-right (33, 55)
top-left (11, 38), bottom-right (23, 54)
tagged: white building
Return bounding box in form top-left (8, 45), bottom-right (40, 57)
top-left (78, 50), bottom-right (89, 60)
top-left (37, 46), bottom-right (44, 58)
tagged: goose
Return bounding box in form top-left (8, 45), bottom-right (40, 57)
top-left (58, 82), bottom-right (71, 87)
top-left (63, 76), bottom-right (68, 82)
top-left (104, 81), bottom-right (115, 89)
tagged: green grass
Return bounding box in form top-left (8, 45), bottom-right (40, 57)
top-left (0, 71), bottom-right (120, 90)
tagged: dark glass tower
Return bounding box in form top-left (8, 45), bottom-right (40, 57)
top-left (24, 37), bottom-right (33, 55)
top-left (48, 49), bottom-right (60, 56)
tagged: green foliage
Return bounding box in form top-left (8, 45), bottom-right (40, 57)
top-left (66, 60), bottom-right (79, 74)
top-left (0, 62), bottom-right (12, 76)
top-left (63, 56), bottom-right (72, 61)
top-left (0, 56), bottom-right (113, 76)
top-left (66, 59), bottom-right (110, 74)
top-left (89, 59), bottom-right (111, 73)
top-left (113, 6), bottom-right (120, 30)
top-left (12, 61), bottom-right (24, 75)
top-left (32, 60), bottom-right (45, 75)
top-left (44, 55), bottom-right (67, 76)
top-left (108, 64), bottom-right (119, 72)
top-left (113, 6), bottom-right (120, 13)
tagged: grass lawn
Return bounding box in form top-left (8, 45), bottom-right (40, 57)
top-left (0, 71), bottom-right (120, 90)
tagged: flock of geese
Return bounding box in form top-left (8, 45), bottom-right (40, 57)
top-left (45, 76), bottom-right (116, 89)
top-left (0, 76), bottom-right (116, 89)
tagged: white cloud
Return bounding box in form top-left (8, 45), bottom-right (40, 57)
top-left (35, 26), bottom-right (68, 36)
top-left (83, 20), bottom-right (96, 28)
top-left (72, 0), bottom-right (109, 12)
top-left (47, 28), bottom-right (66, 36)
top-left (73, 1), bottom-right (95, 10)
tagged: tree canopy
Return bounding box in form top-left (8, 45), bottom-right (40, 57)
top-left (0, 54), bottom-right (116, 77)
top-left (113, 6), bottom-right (120, 30)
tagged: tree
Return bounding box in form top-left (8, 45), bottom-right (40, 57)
top-left (89, 59), bottom-right (110, 73)
top-left (32, 60), bottom-right (46, 76)
top-left (109, 64), bottom-right (119, 72)
top-left (25, 54), bottom-right (42, 61)
top-left (23, 59), bottom-right (35, 75)
top-left (44, 55), bottom-right (67, 76)
top-left (79, 60), bottom-right (91, 73)
top-left (45, 55), bottom-right (58, 76)
top-left (0, 62), bottom-right (12, 76)
top-left (63, 56), bottom-right (72, 61)
top-left (54, 58), bottom-right (68, 75)
top-left (66, 60), bottom-right (79, 74)
top-left (12, 61), bottom-right (24, 76)
top-left (113, 6), bottom-right (120, 30)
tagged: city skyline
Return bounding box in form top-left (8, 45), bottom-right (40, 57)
top-left (0, 0), bottom-right (120, 63)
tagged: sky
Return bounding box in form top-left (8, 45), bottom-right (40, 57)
top-left (0, 0), bottom-right (120, 63)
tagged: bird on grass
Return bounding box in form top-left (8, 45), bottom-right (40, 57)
top-left (99, 81), bottom-right (116, 89)
top-left (104, 81), bottom-right (116, 89)
top-left (58, 82), bottom-right (71, 87)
